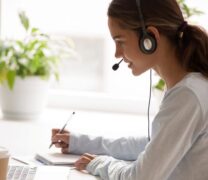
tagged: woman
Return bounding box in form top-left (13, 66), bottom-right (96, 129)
top-left (51, 0), bottom-right (208, 179)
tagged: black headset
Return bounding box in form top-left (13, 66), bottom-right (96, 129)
top-left (136, 0), bottom-right (157, 54)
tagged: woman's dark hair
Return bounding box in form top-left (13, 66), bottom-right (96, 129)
top-left (107, 0), bottom-right (208, 77)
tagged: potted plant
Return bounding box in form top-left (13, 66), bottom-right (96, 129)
top-left (154, 0), bottom-right (203, 92)
top-left (0, 11), bottom-right (62, 120)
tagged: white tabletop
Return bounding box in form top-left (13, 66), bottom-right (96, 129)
top-left (0, 107), bottom-right (148, 179)
top-left (9, 157), bottom-right (100, 180)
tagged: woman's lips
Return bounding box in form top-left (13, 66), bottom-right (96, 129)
top-left (123, 59), bottom-right (133, 68)
top-left (128, 63), bottom-right (133, 68)
top-left (126, 61), bottom-right (132, 68)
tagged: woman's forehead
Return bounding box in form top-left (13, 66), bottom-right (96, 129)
top-left (108, 17), bottom-right (126, 34)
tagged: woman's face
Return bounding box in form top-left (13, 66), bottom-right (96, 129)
top-left (108, 17), bottom-right (156, 76)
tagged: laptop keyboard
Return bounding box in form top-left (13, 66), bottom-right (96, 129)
top-left (7, 165), bottom-right (37, 180)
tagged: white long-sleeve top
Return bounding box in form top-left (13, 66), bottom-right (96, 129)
top-left (70, 134), bottom-right (148, 161)
top-left (70, 73), bottom-right (208, 180)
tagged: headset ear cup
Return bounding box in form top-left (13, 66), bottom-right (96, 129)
top-left (139, 33), bottom-right (157, 54)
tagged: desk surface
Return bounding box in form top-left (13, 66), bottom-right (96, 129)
top-left (0, 107), bottom-right (148, 179)
top-left (9, 157), bottom-right (100, 180)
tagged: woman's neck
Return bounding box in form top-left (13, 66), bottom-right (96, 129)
top-left (153, 35), bottom-right (189, 90)
top-left (154, 52), bottom-right (188, 90)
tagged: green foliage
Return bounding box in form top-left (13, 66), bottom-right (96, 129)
top-left (0, 11), bottom-right (60, 90)
top-left (153, 79), bottom-right (165, 91)
top-left (154, 0), bottom-right (203, 91)
top-left (177, 0), bottom-right (203, 18)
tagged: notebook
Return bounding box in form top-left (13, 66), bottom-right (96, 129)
top-left (35, 152), bottom-right (80, 165)
top-left (7, 165), bottom-right (70, 180)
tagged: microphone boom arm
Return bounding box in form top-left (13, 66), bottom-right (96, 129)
top-left (112, 59), bottom-right (123, 71)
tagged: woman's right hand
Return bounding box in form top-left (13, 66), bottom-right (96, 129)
top-left (51, 128), bottom-right (70, 154)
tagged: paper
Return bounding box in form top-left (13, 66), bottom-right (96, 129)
top-left (35, 152), bottom-right (80, 165)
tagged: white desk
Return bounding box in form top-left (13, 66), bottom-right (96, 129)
top-left (9, 158), bottom-right (100, 180)
top-left (0, 107), bottom-right (148, 179)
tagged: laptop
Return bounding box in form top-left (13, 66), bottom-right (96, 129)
top-left (7, 165), bottom-right (71, 180)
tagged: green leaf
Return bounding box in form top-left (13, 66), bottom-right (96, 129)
top-left (16, 40), bottom-right (25, 49)
top-left (0, 61), bottom-right (6, 71)
top-left (18, 11), bottom-right (30, 31)
top-left (54, 72), bottom-right (59, 81)
top-left (154, 79), bottom-right (165, 91)
top-left (7, 70), bottom-right (16, 90)
top-left (183, 4), bottom-right (191, 17)
top-left (28, 57), bottom-right (40, 73)
top-left (0, 62), bottom-right (7, 83)
top-left (31, 27), bottom-right (39, 35)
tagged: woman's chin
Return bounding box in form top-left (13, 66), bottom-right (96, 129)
top-left (131, 70), bottom-right (140, 76)
top-left (131, 68), bottom-right (145, 76)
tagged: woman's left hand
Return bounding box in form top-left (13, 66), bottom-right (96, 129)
top-left (74, 153), bottom-right (96, 171)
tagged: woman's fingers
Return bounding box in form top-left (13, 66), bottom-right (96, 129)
top-left (52, 133), bottom-right (69, 144)
top-left (52, 128), bottom-right (69, 137)
top-left (82, 153), bottom-right (96, 160)
top-left (53, 137), bottom-right (69, 149)
top-left (54, 141), bottom-right (68, 148)
top-left (61, 147), bottom-right (69, 154)
top-left (75, 156), bottom-right (91, 170)
top-left (51, 128), bottom-right (60, 137)
top-left (75, 153), bottom-right (96, 171)
top-left (51, 129), bottom-right (70, 150)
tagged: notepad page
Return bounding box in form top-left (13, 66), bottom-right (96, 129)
top-left (35, 152), bottom-right (80, 165)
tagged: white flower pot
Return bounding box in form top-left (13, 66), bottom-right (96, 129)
top-left (0, 76), bottom-right (50, 120)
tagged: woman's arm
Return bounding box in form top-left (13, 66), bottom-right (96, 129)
top-left (70, 133), bottom-right (148, 161)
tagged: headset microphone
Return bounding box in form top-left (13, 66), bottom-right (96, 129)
top-left (112, 59), bottom-right (123, 71)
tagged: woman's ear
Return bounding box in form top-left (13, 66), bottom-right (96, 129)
top-left (146, 26), bottom-right (160, 42)
top-left (139, 26), bottom-right (159, 54)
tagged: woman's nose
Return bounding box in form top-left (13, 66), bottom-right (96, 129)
top-left (115, 47), bottom-right (123, 59)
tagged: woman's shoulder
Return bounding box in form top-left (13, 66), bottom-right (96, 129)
top-left (174, 72), bottom-right (208, 100)
top-left (165, 72), bottom-right (208, 97)
top-left (163, 72), bottom-right (208, 118)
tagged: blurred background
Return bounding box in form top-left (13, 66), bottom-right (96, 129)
top-left (0, 0), bottom-right (208, 115)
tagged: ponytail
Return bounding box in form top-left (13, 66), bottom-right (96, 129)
top-left (178, 25), bottom-right (208, 77)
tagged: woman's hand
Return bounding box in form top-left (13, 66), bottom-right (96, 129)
top-left (51, 128), bottom-right (70, 153)
top-left (75, 153), bottom-right (96, 171)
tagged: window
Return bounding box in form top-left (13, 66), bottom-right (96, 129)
top-left (1, 0), bottom-right (207, 114)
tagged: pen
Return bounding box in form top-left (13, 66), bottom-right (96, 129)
top-left (11, 157), bottom-right (29, 165)
top-left (49, 111), bottom-right (75, 149)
